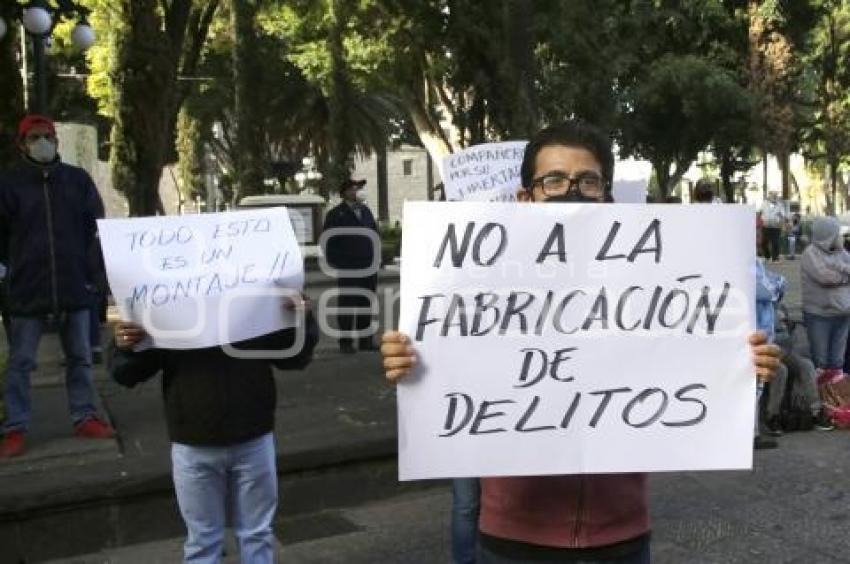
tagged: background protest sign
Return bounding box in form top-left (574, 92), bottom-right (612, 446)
top-left (98, 208), bottom-right (304, 349)
top-left (441, 141), bottom-right (528, 202)
top-left (397, 202), bottom-right (756, 480)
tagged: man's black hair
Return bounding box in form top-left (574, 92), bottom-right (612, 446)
top-left (520, 121), bottom-right (615, 191)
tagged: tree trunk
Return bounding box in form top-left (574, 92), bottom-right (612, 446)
top-left (719, 151), bottom-right (735, 203)
top-left (502, 0), bottom-right (537, 138)
top-left (0, 11), bottom-right (23, 170)
top-left (404, 93), bottom-right (455, 176)
top-left (325, 0), bottom-right (355, 196)
top-left (230, 0), bottom-right (265, 200)
top-left (653, 159), bottom-right (671, 200)
top-left (762, 153), bottom-right (768, 200)
top-left (109, 0), bottom-right (217, 217)
top-left (377, 143), bottom-right (389, 225)
top-left (830, 160), bottom-right (839, 215)
top-left (779, 152), bottom-right (791, 201)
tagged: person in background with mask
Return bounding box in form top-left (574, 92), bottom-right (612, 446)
top-left (760, 192), bottom-right (787, 262)
top-left (0, 114), bottom-right (114, 458)
top-left (322, 178), bottom-right (381, 354)
top-left (382, 121), bottom-right (781, 563)
top-left (800, 216), bottom-right (850, 378)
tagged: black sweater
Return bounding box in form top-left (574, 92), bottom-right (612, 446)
top-left (110, 316), bottom-right (319, 446)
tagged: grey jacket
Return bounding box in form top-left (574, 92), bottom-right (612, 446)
top-left (800, 217), bottom-right (850, 316)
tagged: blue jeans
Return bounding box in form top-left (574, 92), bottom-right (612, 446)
top-left (803, 312), bottom-right (850, 370)
top-left (452, 478), bottom-right (481, 564)
top-left (171, 433), bottom-right (278, 564)
top-left (3, 310), bottom-right (97, 432)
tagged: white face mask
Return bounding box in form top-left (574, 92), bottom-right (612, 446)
top-left (355, 189), bottom-right (368, 203)
top-left (27, 138), bottom-right (57, 164)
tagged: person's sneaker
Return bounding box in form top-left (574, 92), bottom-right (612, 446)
top-left (0, 431), bottom-right (26, 458)
top-left (74, 417), bottom-right (116, 439)
top-left (764, 416), bottom-right (784, 437)
top-left (814, 409), bottom-right (836, 431)
top-left (754, 435), bottom-right (778, 450)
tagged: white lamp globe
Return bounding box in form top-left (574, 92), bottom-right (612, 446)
top-left (22, 6), bottom-right (52, 35)
top-left (0, 18), bottom-right (7, 41)
top-left (71, 23), bottom-right (95, 50)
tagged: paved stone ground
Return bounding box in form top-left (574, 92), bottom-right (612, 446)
top-left (7, 257), bottom-right (850, 563)
top-left (48, 429), bottom-right (850, 563)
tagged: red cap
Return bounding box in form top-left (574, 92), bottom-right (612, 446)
top-left (18, 114), bottom-right (56, 140)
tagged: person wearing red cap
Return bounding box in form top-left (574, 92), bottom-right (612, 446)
top-left (322, 178), bottom-right (381, 354)
top-left (0, 114), bottom-right (115, 458)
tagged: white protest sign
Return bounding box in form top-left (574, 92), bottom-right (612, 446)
top-left (98, 208), bottom-right (304, 349)
top-left (441, 141), bottom-right (528, 202)
top-left (397, 202), bottom-right (756, 480)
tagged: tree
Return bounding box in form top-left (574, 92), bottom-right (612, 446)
top-left (747, 0), bottom-right (816, 200)
top-left (0, 2), bottom-right (24, 170)
top-left (799, 1), bottom-right (850, 213)
top-left (534, 0), bottom-right (622, 132)
top-left (230, 0), bottom-right (266, 198)
top-left (175, 105), bottom-right (205, 206)
top-left (86, 0), bottom-right (219, 216)
top-left (621, 54), bottom-right (752, 199)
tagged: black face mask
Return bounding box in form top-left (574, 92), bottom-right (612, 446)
top-left (543, 192), bottom-right (600, 203)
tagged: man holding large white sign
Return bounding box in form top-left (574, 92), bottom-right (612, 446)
top-left (383, 122), bottom-right (781, 562)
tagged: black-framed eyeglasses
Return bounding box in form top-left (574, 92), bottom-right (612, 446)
top-left (530, 171), bottom-right (606, 198)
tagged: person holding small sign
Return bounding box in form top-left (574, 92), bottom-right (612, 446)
top-left (110, 296), bottom-right (318, 564)
top-left (382, 121), bottom-right (781, 563)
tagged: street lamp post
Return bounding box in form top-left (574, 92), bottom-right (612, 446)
top-left (0, 0), bottom-right (95, 114)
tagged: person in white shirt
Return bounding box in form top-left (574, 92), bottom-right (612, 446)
top-left (761, 192), bottom-right (787, 261)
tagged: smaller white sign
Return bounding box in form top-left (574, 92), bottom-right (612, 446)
top-left (441, 141), bottom-right (528, 202)
top-left (98, 208), bottom-right (304, 349)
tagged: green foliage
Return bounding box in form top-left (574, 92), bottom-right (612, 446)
top-left (379, 223), bottom-right (402, 262)
top-left (14, 0), bottom-right (840, 213)
top-left (621, 53), bottom-right (752, 197)
top-left (176, 106), bottom-right (205, 201)
top-left (798, 0), bottom-right (850, 211)
top-left (0, 2), bottom-right (23, 170)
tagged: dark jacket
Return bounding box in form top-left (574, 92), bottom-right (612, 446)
top-left (0, 157), bottom-right (104, 316)
top-left (110, 315), bottom-right (319, 446)
top-left (322, 201), bottom-right (379, 271)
